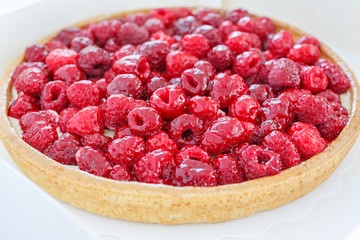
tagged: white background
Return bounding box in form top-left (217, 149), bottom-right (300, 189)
top-left (0, 0), bottom-right (359, 240)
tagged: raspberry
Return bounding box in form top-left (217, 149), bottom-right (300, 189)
top-left (229, 95), bottom-right (260, 123)
top-left (14, 67), bottom-right (48, 95)
top-left (262, 130), bottom-right (302, 169)
top-left (174, 16), bottom-right (200, 36)
top-left (44, 133), bottom-right (81, 165)
top-left (288, 122), bottom-right (326, 159)
top-left (193, 25), bottom-right (222, 47)
top-left (103, 38), bottom-right (120, 52)
top-left (117, 22), bottom-right (149, 45)
top-left (200, 12), bottom-right (223, 27)
top-left (45, 39), bottom-right (67, 52)
top-left (212, 154), bottom-right (245, 185)
top-left (236, 16), bottom-right (266, 38)
top-left (258, 59), bottom-right (276, 83)
top-left (114, 124), bottom-right (132, 139)
top-left (189, 96), bottom-right (220, 120)
top-left (66, 80), bottom-right (103, 109)
top-left (267, 58), bottom-right (300, 90)
top-left (77, 45), bottom-right (112, 77)
top-left (259, 17), bottom-right (275, 35)
top-left (180, 68), bottom-right (210, 96)
top-left (67, 106), bottom-right (105, 136)
top-left (175, 145), bottom-right (210, 165)
top-left (165, 51), bottom-right (198, 77)
top-left (150, 31), bottom-right (176, 46)
top-left (70, 37), bottom-right (94, 52)
top-left (106, 74), bottom-right (143, 98)
top-left (315, 89), bottom-right (341, 105)
top-left (239, 145), bottom-right (282, 180)
top-left (149, 85), bottom-right (188, 120)
top-left (103, 69), bottom-right (117, 83)
top-left (55, 27), bottom-right (81, 46)
top-left (181, 34), bottom-right (210, 58)
top-left (169, 114), bottom-right (204, 147)
top-left (45, 48), bottom-right (78, 73)
top-left (133, 149), bottom-right (175, 184)
top-left (107, 135), bottom-right (145, 166)
top-left (315, 59), bottom-right (351, 94)
top-left (277, 88), bottom-right (312, 104)
top-left (173, 7), bottom-right (193, 19)
top-left (149, 8), bottom-right (175, 27)
top-left (109, 165), bottom-right (133, 181)
top-left (209, 73), bottom-right (248, 109)
top-left (207, 44), bottom-right (233, 70)
top-left (127, 107), bottom-right (162, 138)
top-left (72, 29), bottom-right (95, 41)
top-left (89, 20), bottom-right (122, 45)
top-left (58, 108), bottom-right (79, 133)
top-left (113, 44), bottom-right (137, 61)
top-left (225, 31), bottom-right (261, 55)
top-left (22, 121), bottom-right (58, 152)
top-left (233, 49), bottom-right (264, 78)
top-left (138, 41), bottom-right (169, 71)
top-left (171, 159), bottom-right (217, 187)
top-left (259, 97), bottom-right (295, 128)
top-left (219, 20), bottom-right (238, 38)
top-left (11, 62), bottom-right (48, 83)
top-left (251, 119), bottom-right (288, 145)
top-left (201, 117), bottom-right (245, 154)
top-left (317, 105), bottom-right (349, 140)
top-left (19, 110), bottom-right (59, 132)
top-left (248, 84), bottom-right (276, 104)
top-left (53, 64), bottom-right (86, 85)
top-left (81, 133), bottom-right (112, 152)
top-left (300, 66), bottom-right (328, 93)
top-left (112, 55), bottom-right (151, 82)
top-left (124, 13), bottom-right (149, 26)
top-left (262, 50), bottom-right (275, 61)
top-left (40, 81), bottom-right (69, 113)
top-left (287, 44), bottom-right (320, 65)
top-left (146, 131), bottom-right (178, 155)
top-left (193, 60), bottom-right (216, 79)
top-left (296, 36), bottom-right (321, 49)
top-left (225, 8), bottom-right (250, 23)
top-left (25, 44), bottom-right (48, 62)
top-left (143, 18), bottom-right (166, 35)
top-left (76, 146), bottom-right (112, 177)
top-left (268, 30), bottom-right (294, 57)
top-left (94, 78), bottom-right (108, 97)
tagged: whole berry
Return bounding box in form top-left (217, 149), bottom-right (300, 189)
top-left (225, 31), bottom-right (261, 55)
top-left (44, 133), bottom-right (81, 165)
top-left (228, 95), bottom-right (260, 123)
top-left (181, 68), bottom-right (210, 96)
top-left (189, 96), bottom-right (220, 120)
top-left (112, 55), bottom-right (151, 82)
top-left (107, 135), bottom-right (145, 166)
top-left (181, 34), bottom-right (210, 58)
top-left (146, 131), bottom-right (178, 155)
top-left (58, 108), bottom-right (79, 133)
top-left (248, 84), bottom-right (276, 104)
top-left (165, 51), bottom-right (198, 77)
top-left (45, 48), bottom-right (79, 73)
top-left (117, 22), bottom-right (149, 45)
top-left (236, 16), bottom-right (266, 38)
top-left (75, 146), bottom-right (112, 177)
top-left (288, 44), bottom-right (320, 65)
top-left (40, 81), bottom-right (69, 113)
top-left (66, 80), bottom-right (103, 108)
top-left (19, 110), bottom-right (59, 132)
top-left (193, 25), bottom-right (223, 47)
top-left (175, 145), bottom-right (210, 165)
top-left (14, 67), bottom-right (48, 95)
top-left (138, 41), bottom-right (169, 71)
top-left (77, 45), bottom-right (112, 77)
top-left (267, 58), bottom-right (300, 90)
top-left (67, 106), bottom-right (105, 136)
top-left (80, 133), bottom-right (112, 153)
top-left (258, 97), bottom-right (295, 128)
top-left (232, 49), bottom-right (264, 78)
top-left (25, 44), bottom-right (48, 62)
top-left (300, 66), bottom-right (328, 93)
top-left (193, 60), bottom-right (216, 79)
top-left (109, 165), bottom-right (133, 181)
top-left (207, 44), bottom-right (233, 70)
top-left (149, 8), bottom-right (175, 27)
top-left (127, 107), bottom-right (163, 138)
top-left (53, 64), bottom-right (86, 85)
top-left (212, 154), bottom-right (245, 185)
top-left (267, 30), bottom-right (294, 58)
top-left (169, 114), bottom-right (204, 147)
top-left (22, 121), bottom-right (58, 152)
top-left (106, 74), bottom-right (143, 99)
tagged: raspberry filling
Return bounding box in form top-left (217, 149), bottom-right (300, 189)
top-left (8, 7), bottom-right (352, 187)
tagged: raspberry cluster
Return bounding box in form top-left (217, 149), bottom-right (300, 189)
top-left (8, 7), bottom-right (351, 187)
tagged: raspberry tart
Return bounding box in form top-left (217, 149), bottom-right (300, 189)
top-left (0, 7), bottom-right (359, 224)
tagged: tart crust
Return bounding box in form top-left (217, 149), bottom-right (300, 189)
top-left (0, 8), bottom-right (359, 224)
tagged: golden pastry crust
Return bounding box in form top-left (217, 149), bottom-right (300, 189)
top-left (0, 8), bottom-right (359, 224)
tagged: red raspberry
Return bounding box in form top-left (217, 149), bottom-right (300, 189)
top-left (296, 36), bottom-right (321, 49)
top-left (258, 59), bottom-right (276, 82)
top-left (173, 7), bottom-right (193, 19)
top-left (89, 20), bottom-right (122, 45)
top-left (288, 122), bottom-right (326, 159)
top-left (233, 49), bottom-right (264, 78)
top-left (19, 110), bottom-right (59, 132)
top-left (143, 18), bottom-right (166, 35)
top-left (11, 62), bottom-right (48, 83)
top-left (288, 44), bottom-right (320, 65)
top-left (262, 50), bottom-right (275, 61)
top-left (225, 8), bottom-right (250, 23)
top-left (171, 159), bottom-right (217, 187)
top-left (106, 74), bottom-right (143, 99)
top-left (22, 121), bottom-right (58, 152)
top-left (317, 105), bottom-right (349, 140)
top-left (175, 145), bottom-right (210, 165)
top-left (165, 51), bottom-right (198, 77)
top-left (149, 85), bottom-right (188, 120)
top-left (225, 31), bottom-right (261, 55)
top-left (70, 37), bottom-right (94, 52)
top-left (251, 119), bottom-right (288, 144)
top-left (66, 80), bottom-right (103, 109)
top-left (295, 94), bottom-right (334, 125)
top-left (268, 58), bottom-right (300, 90)
top-left (133, 149), bottom-right (175, 184)
top-left (236, 16), bottom-right (266, 38)
top-left (55, 27), bottom-right (81, 46)
top-left (58, 108), bottom-right (79, 133)
top-left (45, 48), bottom-right (78, 73)
top-left (277, 88), bottom-right (312, 104)
top-left (219, 20), bottom-right (239, 39)
top-left (200, 12), bottom-right (223, 27)
top-left (169, 114), bottom-right (204, 147)
top-left (193, 60), bottom-right (216, 79)
top-left (114, 124), bottom-right (132, 139)
top-left (45, 39), bottom-right (67, 52)
top-left (144, 76), bottom-right (169, 98)
top-left (67, 106), bottom-right (105, 136)
top-left (150, 31), bottom-right (176, 46)
top-left (103, 38), bottom-right (121, 52)
top-left (124, 13), bottom-right (149, 26)
top-left (300, 66), bottom-right (328, 93)
top-left (267, 30), bottom-right (294, 57)
top-left (173, 16), bottom-right (200, 36)
top-left (149, 8), bottom-right (175, 27)
top-left (76, 146), bottom-right (112, 177)
top-left (207, 44), bottom-right (233, 70)
top-left (113, 44), bottom-right (137, 61)
top-left (201, 117), bottom-right (245, 154)
top-left (259, 17), bottom-right (275, 35)
top-left (77, 45), bottom-right (112, 77)
top-left (25, 44), bottom-right (48, 62)
top-left (72, 29), bottom-right (95, 41)
top-left (229, 95), bottom-right (260, 123)
top-left (138, 41), bottom-right (169, 71)
top-left (95, 78), bottom-right (108, 97)
top-left (181, 68), bottom-right (210, 96)
top-left (40, 81), bottom-right (69, 113)
top-left (248, 84), bottom-right (276, 104)
top-left (181, 34), bottom-right (210, 58)
top-left (262, 130), bottom-right (302, 169)
top-left (146, 131), bottom-right (178, 155)
top-left (14, 67), bottom-right (48, 95)
top-left (239, 145), bottom-right (282, 180)
top-left (212, 154), bottom-right (245, 185)
top-left (259, 97), bottom-right (295, 127)
top-left (117, 22), bottom-right (149, 45)
top-left (209, 73), bottom-right (248, 109)
top-left (44, 133), bottom-right (81, 165)
top-left (107, 135), bottom-right (145, 166)
top-left (127, 107), bottom-right (162, 137)
top-left (193, 25), bottom-right (223, 47)
top-left (53, 64), bottom-right (86, 85)
top-left (112, 55), bottom-right (151, 82)
top-left (81, 133), bottom-right (112, 153)
top-left (189, 96), bottom-right (220, 120)
top-left (315, 59), bottom-right (351, 94)
top-left (103, 69), bottom-right (117, 83)
top-left (109, 165), bottom-right (133, 181)
top-left (315, 89), bottom-right (341, 105)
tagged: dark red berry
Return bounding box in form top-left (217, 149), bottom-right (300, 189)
top-left (277, 88), bottom-right (312, 104)
top-left (229, 95), bottom-right (260, 123)
top-left (66, 80), bottom-right (103, 108)
top-left (181, 34), bottom-right (210, 58)
top-left (127, 107), bottom-right (162, 138)
top-left (236, 16), bottom-right (266, 38)
top-left (53, 64), bottom-right (86, 85)
top-left (267, 58), bottom-right (300, 90)
top-left (144, 76), bottom-right (170, 98)
top-left (251, 119), bottom-right (287, 145)
top-left (146, 130), bottom-right (178, 155)
top-left (288, 44), bottom-right (320, 65)
top-left (67, 106), bottom-right (105, 136)
top-left (212, 154), bottom-right (245, 185)
top-left (40, 81), bottom-right (69, 113)
top-left (19, 110), bottom-right (59, 132)
top-left (268, 30), bottom-right (294, 58)
top-left (11, 62), bottom-right (48, 83)
top-left (315, 89), bottom-right (341, 105)
top-left (175, 145), bottom-right (210, 165)
top-left (233, 49), bottom-right (264, 78)
top-left (112, 55), bottom-right (151, 82)
top-left (181, 68), bottom-right (210, 96)
top-left (207, 44), bottom-right (233, 70)
top-left (248, 84), bottom-right (276, 104)
top-left (259, 17), bottom-right (275, 35)
top-left (44, 133), bottom-right (81, 165)
top-left (117, 22), bottom-right (149, 45)
top-left (45, 39), bottom-right (67, 52)
top-left (296, 36), bottom-right (321, 49)
top-left (301, 66), bottom-right (328, 93)
top-left (193, 25), bottom-right (223, 47)
top-left (25, 44), bottom-right (48, 62)
top-left (81, 133), bottom-right (112, 152)
top-left (76, 146), bottom-right (112, 177)
top-left (22, 121), bottom-right (58, 152)
top-left (173, 16), bottom-right (200, 36)
top-left (225, 8), bottom-right (250, 23)
top-left (165, 51), bottom-right (198, 77)
top-left (55, 27), bottom-right (81, 45)
top-left (189, 96), bottom-right (220, 120)
top-left (259, 97), bottom-right (295, 128)
top-left (106, 74), bottom-right (143, 99)
top-left (114, 124), bottom-right (132, 139)
top-left (143, 18), bottom-right (166, 35)
top-left (77, 45), bottom-right (112, 77)
top-left (109, 165), bottom-right (133, 181)
top-left (169, 114), bottom-right (204, 148)
top-left (113, 44), bottom-right (137, 61)
top-left (89, 20), bottom-right (122, 45)
top-left (138, 41), bottom-right (169, 71)
top-left (107, 135), bottom-right (145, 166)
top-left (225, 31), bottom-right (261, 55)
top-left (70, 37), bottom-right (94, 52)
top-left (317, 105), bottom-right (349, 140)
top-left (58, 108), bottom-right (79, 133)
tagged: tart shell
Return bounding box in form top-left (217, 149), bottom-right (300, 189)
top-left (0, 9), bottom-right (360, 224)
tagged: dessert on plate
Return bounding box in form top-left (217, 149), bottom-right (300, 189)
top-left (0, 7), bottom-right (359, 224)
